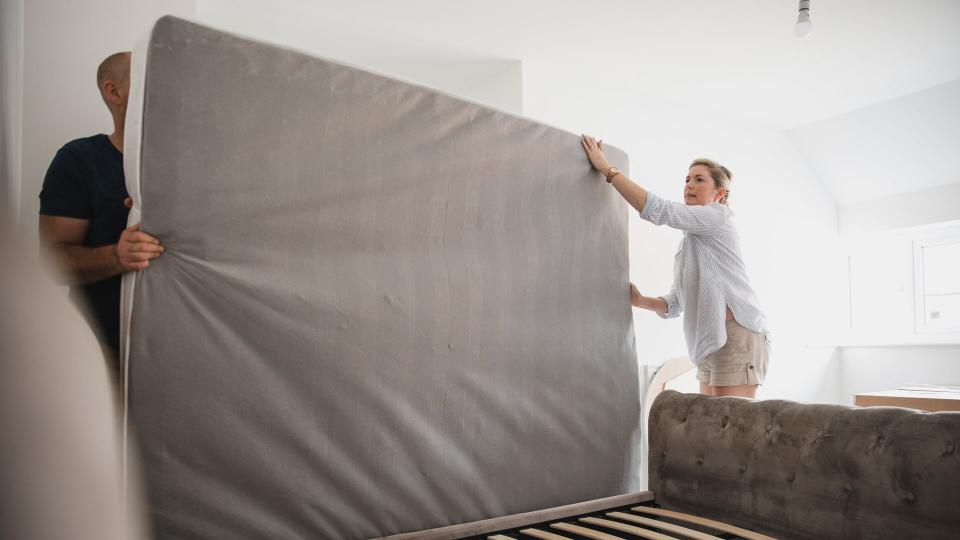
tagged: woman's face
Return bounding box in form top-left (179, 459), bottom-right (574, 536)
top-left (684, 165), bottom-right (725, 206)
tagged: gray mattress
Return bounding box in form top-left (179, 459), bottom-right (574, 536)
top-left (122, 16), bottom-right (639, 539)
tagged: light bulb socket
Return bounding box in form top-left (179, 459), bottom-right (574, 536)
top-left (795, 0), bottom-right (812, 37)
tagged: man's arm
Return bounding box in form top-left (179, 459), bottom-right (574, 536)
top-left (39, 215), bottom-right (163, 285)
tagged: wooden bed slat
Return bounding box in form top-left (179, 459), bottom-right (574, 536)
top-left (550, 522), bottom-right (624, 540)
top-left (519, 528), bottom-right (574, 540)
top-left (606, 511), bottom-right (721, 540)
top-left (580, 516), bottom-right (679, 540)
top-left (380, 491), bottom-right (654, 539)
top-left (487, 535), bottom-right (515, 540)
top-left (630, 506), bottom-right (777, 540)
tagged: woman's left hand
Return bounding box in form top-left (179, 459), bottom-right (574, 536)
top-left (629, 282), bottom-right (643, 307)
top-left (581, 134), bottom-right (611, 172)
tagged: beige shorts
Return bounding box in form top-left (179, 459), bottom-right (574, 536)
top-left (697, 319), bottom-right (770, 387)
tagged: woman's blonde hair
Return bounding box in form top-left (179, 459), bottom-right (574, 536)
top-left (689, 158), bottom-right (732, 205)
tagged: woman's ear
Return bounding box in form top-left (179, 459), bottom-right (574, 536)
top-left (714, 188), bottom-right (727, 203)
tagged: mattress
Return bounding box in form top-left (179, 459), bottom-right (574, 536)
top-left (121, 16), bottom-right (638, 539)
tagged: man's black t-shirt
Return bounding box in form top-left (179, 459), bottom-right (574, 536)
top-left (39, 134), bottom-right (129, 350)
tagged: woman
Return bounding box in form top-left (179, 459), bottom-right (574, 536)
top-left (580, 134), bottom-right (770, 398)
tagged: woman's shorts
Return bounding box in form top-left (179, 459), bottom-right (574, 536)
top-left (697, 319), bottom-right (770, 387)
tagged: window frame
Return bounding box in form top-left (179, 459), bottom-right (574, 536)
top-left (913, 234), bottom-right (960, 335)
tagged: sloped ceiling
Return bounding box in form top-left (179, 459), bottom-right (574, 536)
top-left (787, 80), bottom-right (960, 205)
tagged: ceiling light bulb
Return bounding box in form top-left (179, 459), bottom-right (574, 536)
top-left (795, 0), bottom-right (812, 37)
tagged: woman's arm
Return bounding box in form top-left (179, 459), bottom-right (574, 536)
top-left (637, 193), bottom-right (727, 235)
top-left (637, 296), bottom-right (668, 314)
top-left (630, 283), bottom-right (671, 315)
top-left (580, 134), bottom-right (727, 235)
top-left (581, 135), bottom-right (648, 213)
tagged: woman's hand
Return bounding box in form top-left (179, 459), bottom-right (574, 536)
top-left (581, 134), bottom-right (611, 173)
top-left (629, 282), bottom-right (669, 313)
top-left (629, 282), bottom-right (642, 308)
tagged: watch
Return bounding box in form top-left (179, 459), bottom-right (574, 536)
top-left (604, 167), bottom-right (621, 183)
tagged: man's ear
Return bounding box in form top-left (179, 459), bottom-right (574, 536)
top-left (102, 80), bottom-right (121, 106)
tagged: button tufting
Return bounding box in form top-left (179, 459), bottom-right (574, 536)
top-left (766, 424), bottom-right (773, 432)
top-left (906, 492), bottom-right (917, 503)
top-left (787, 473), bottom-right (796, 482)
top-left (681, 416), bottom-right (688, 423)
top-left (696, 457), bottom-right (704, 465)
top-left (740, 464), bottom-right (748, 473)
top-left (946, 443), bottom-right (955, 455)
top-left (844, 482), bottom-right (852, 492)
top-left (817, 430), bottom-right (824, 438)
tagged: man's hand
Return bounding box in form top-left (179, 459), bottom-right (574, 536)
top-left (116, 223), bottom-right (164, 271)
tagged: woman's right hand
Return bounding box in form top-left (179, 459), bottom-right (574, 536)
top-left (580, 134), bottom-right (611, 172)
top-left (629, 282), bottom-right (642, 307)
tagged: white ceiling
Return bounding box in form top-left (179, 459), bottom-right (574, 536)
top-left (197, 0), bottom-right (960, 204)
top-left (199, 0), bottom-right (960, 129)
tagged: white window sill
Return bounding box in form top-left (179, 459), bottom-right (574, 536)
top-left (834, 332), bottom-right (960, 347)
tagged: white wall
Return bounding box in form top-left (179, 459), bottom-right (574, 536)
top-left (18, 0), bottom-right (195, 233)
top-left (1, 0), bottom-right (23, 222)
top-left (356, 59), bottom-right (522, 114)
top-left (842, 228), bottom-right (918, 345)
top-left (195, 2), bottom-right (524, 115)
top-left (522, 71), bottom-right (845, 404)
top-left (835, 221), bottom-right (960, 403)
top-left (466, 61), bottom-right (522, 115)
top-left (840, 183), bottom-right (960, 234)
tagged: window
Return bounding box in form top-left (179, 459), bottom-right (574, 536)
top-left (914, 236), bottom-right (960, 333)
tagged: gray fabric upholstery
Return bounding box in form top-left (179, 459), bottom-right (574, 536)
top-left (648, 390), bottom-right (960, 540)
top-left (123, 16), bottom-right (639, 539)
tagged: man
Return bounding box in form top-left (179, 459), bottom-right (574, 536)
top-left (39, 51), bottom-right (164, 367)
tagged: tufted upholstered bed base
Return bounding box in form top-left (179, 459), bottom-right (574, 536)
top-left (386, 390), bottom-right (960, 540)
top-left (648, 391), bottom-right (960, 540)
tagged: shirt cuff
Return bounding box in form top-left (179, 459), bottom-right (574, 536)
top-left (657, 294), bottom-right (681, 319)
top-left (639, 191), bottom-right (662, 222)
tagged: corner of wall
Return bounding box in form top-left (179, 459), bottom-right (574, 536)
top-left (1, 0), bottom-right (24, 223)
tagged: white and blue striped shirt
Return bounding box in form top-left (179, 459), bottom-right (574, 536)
top-left (639, 192), bottom-right (769, 366)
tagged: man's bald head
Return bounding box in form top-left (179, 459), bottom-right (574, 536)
top-left (96, 52), bottom-right (131, 110)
